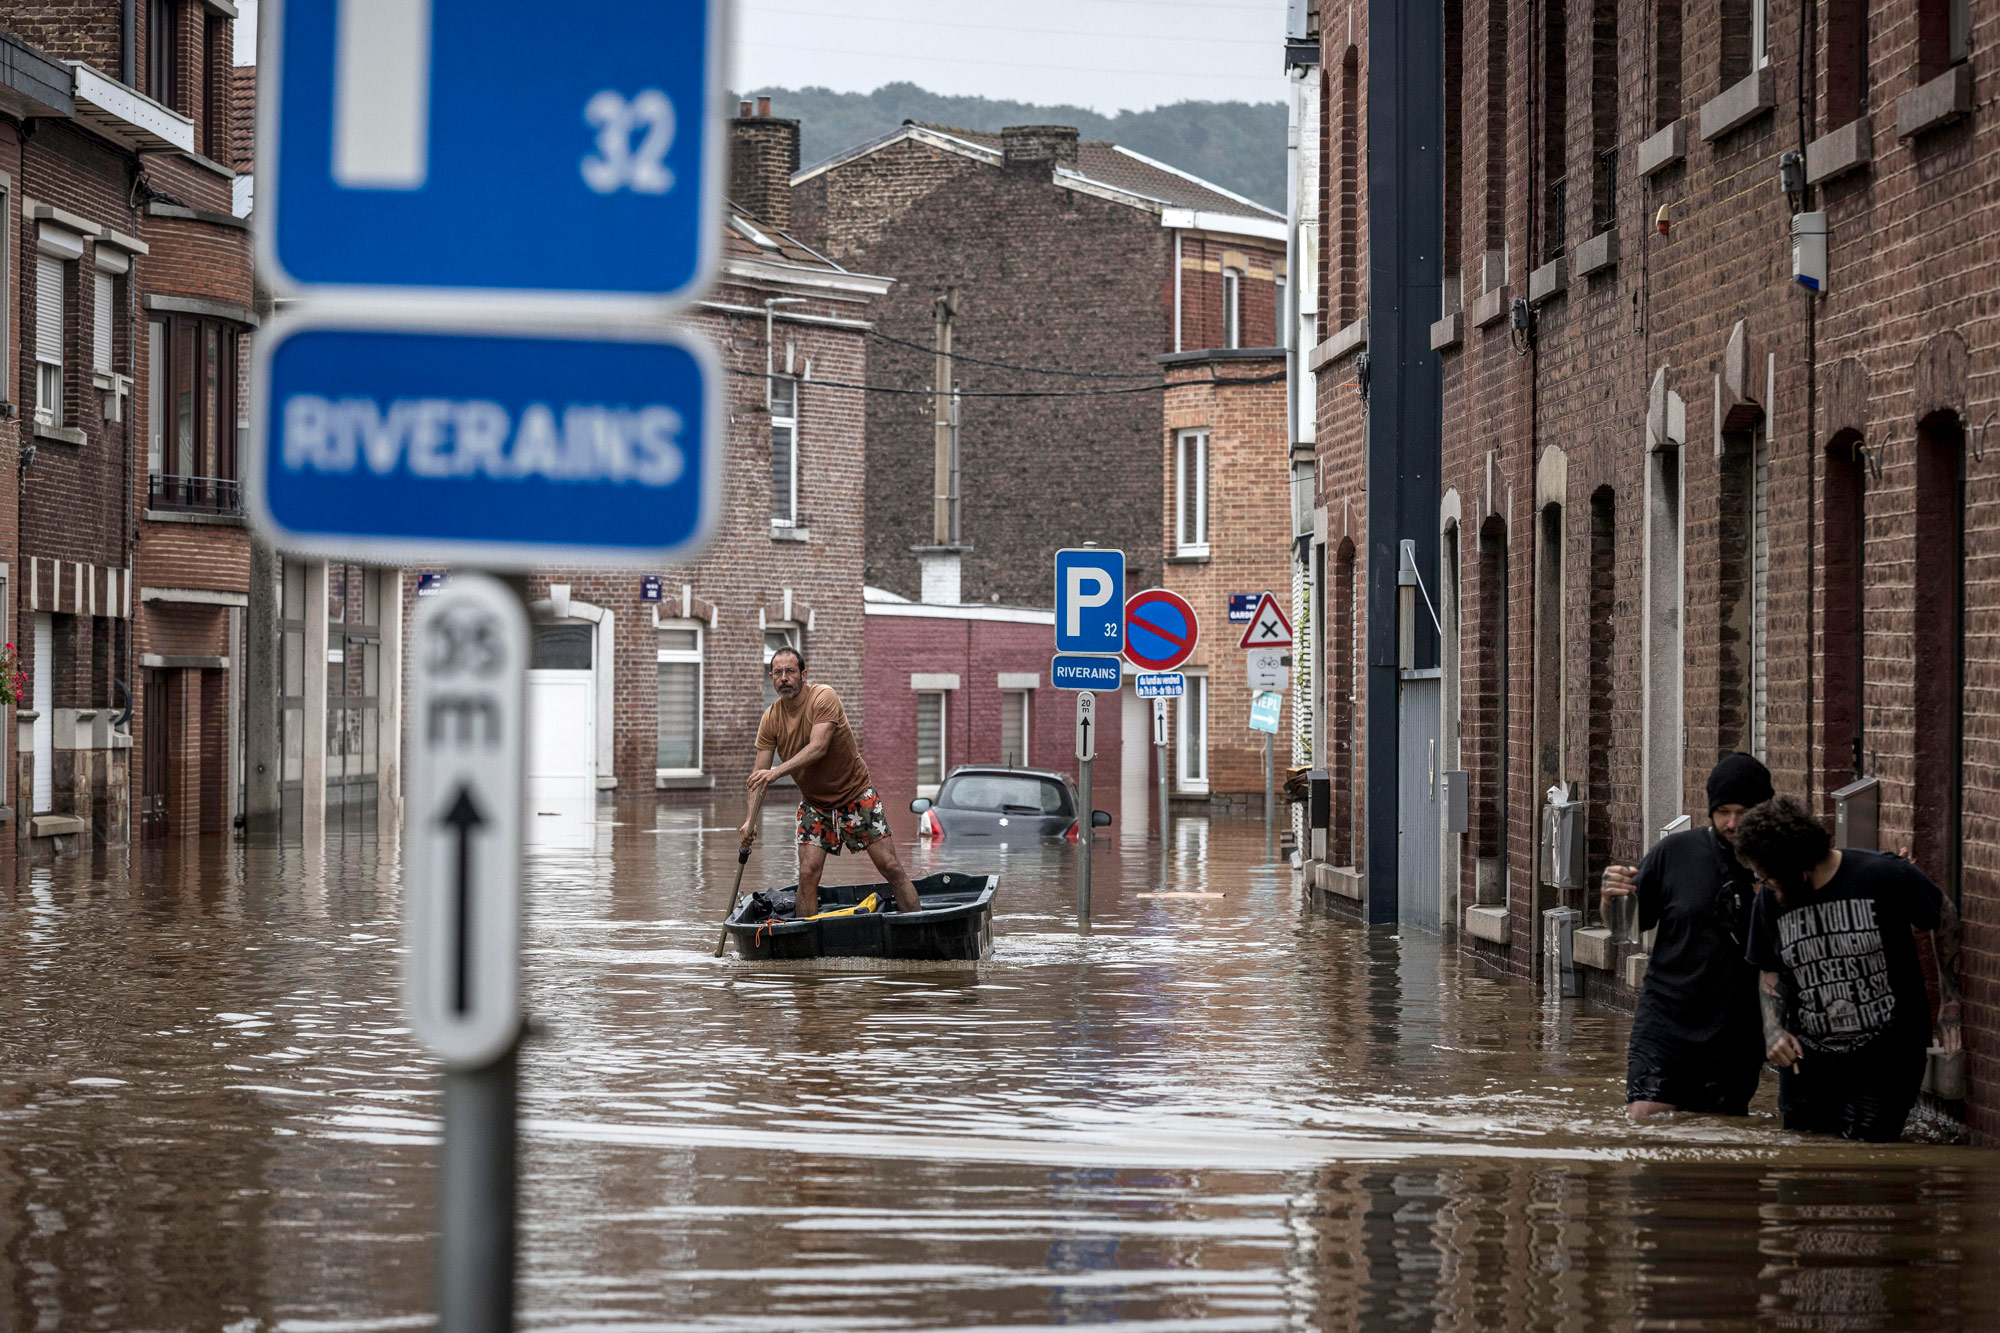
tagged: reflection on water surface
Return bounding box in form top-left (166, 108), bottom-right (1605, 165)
top-left (0, 807), bottom-right (1993, 1330)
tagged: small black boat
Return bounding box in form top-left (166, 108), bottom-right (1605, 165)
top-left (723, 871), bottom-right (996, 961)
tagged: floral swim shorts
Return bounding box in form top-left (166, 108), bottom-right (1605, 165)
top-left (797, 787), bottom-right (891, 853)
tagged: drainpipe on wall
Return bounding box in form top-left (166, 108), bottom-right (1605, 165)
top-left (120, 0), bottom-right (134, 86)
top-left (1172, 229), bottom-right (1182, 353)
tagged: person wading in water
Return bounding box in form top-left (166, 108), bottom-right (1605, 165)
top-left (1737, 795), bottom-right (1961, 1142)
top-left (1601, 753), bottom-right (1773, 1119)
top-left (738, 646), bottom-right (922, 916)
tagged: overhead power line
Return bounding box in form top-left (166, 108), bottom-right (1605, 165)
top-left (731, 366), bottom-right (1284, 398)
top-left (867, 328), bottom-right (1156, 380)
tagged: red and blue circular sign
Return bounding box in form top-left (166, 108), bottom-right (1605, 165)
top-left (1123, 588), bottom-right (1200, 672)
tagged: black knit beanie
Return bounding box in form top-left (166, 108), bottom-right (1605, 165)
top-left (1707, 753), bottom-right (1774, 813)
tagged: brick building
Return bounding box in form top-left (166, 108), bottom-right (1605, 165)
top-left (504, 106), bottom-right (890, 825)
top-left (0, 5), bottom-right (255, 859)
top-left (788, 118), bottom-right (1288, 608)
top-left (861, 588), bottom-right (1137, 832)
top-left (1160, 351), bottom-right (1292, 805)
top-left (1280, 0), bottom-right (1999, 1136)
top-left (1292, 1), bottom-right (1448, 923)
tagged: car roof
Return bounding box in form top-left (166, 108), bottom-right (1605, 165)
top-left (942, 765), bottom-right (1072, 784)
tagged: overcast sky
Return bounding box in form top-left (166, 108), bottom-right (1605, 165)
top-left (733, 0), bottom-right (1289, 112)
top-left (237, 0), bottom-right (1288, 113)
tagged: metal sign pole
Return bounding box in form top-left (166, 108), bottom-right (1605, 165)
top-left (1153, 697), bottom-right (1170, 851)
top-left (404, 573), bottom-right (529, 1333)
top-left (1264, 731), bottom-right (1276, 859)
top-left (1075, 689), bottom-right (1096, 919)
top-left (440, 1045), bottom-right (516, 1333)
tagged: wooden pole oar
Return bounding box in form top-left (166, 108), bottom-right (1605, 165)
top-left (714, 845), bottom-right (753, 958)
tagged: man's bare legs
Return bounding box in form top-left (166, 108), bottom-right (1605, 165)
top-left (865, 836), bottom-right (922, 912)
top-left (794, 838), bottom-right (920, 916)
top-left (796, 842), bottom-right (828, 917)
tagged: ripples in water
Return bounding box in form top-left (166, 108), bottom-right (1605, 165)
top-left (0, 807), bottom-right (1994, 1330)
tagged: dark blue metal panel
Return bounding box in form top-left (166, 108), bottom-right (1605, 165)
top-left (1364, 0), bottom-right (1444, 925)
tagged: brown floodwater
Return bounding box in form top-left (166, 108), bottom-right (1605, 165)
top-left (1, 807), bottom-right (1995, 1332)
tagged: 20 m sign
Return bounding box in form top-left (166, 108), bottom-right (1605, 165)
top-left (403, 573), bottom-right (528, 1069)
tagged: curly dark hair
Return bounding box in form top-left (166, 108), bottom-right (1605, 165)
top-left (1733, 795), bottom-right (1833, 905)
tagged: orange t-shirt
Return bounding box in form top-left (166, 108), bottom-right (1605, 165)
top-left (755, 683), bottom-right (872, 808)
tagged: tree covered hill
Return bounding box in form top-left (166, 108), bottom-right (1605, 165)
top-left (743, 82), bottom-right (1287, 211)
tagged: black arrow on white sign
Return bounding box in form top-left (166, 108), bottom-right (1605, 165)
top-left (442, 786), bottom-right (487, 1015)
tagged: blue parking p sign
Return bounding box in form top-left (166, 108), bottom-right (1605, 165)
top-left (1053, 548), bottom-right (1125, 656)
top-left (260, 0), bottom-right (726, 304)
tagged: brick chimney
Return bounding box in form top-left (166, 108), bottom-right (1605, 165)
top-left (1001, 125), bottom-right (1080, 171)
top-left (730, 97), bottom-right (800, 231)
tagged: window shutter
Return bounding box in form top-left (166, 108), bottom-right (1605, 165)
top-left (93, 271), bottom-right (113, 375)
top-left (35, 255), bottom-right (63, 365)
top-left (916, 693), bottom-right (945, 787)
top-left (655, 661), bottom-right (700, 769)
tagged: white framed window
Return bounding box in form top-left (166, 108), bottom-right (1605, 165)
top-left (1223, 267), bottom-right (1243, 349)
top-left (656, 621), bottom-right (704, 776)
top-left (1001, 689), bottom-right (1031, 766)
top-left (1176, 673), bottom-right (1209, 794)
top-left (762, 623), bottom-right (802, 707)
top-left (770, 375), bottom-right (798, 527)
top-left (1753, 0), bottom-right (1770, 69)
top-left (1176, 428), bottom-right (1210, 556)
top-left (34, 252), bottom-right (66, 429)
top-left (916, 691), bottom-right (947, 795)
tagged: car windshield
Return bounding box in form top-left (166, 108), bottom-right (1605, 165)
top-left (942, 775), bottom-right (1069, 815)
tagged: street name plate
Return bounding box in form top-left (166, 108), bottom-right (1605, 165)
top-left (248, 313), bottom-right (722, 567)
top-left (1134, 671), bottom-right (1185, 699)
top-left (404, 573), bottom-right (527, 1069)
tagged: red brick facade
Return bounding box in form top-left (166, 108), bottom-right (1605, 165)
top-left (790, 121), bottom-right (1286, 606)
top-left (861, 600), bottom-right (1122, 817)
top-left (0, 8), bottom-right (259, 853)
top-left (1162, 352), bottom-right (1292, 800)
top-left (1416, 0), bottom-right (2000, 1134)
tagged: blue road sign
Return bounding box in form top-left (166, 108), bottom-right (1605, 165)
top-left (1249, 691), bottom-right (1283, 734)
top-left (248, 313), bottom-right (722, 568)
top-left (1134, 672), bottom-right (1185, 699)
top-left (1228, 592), bottom-right (1261, 623)
top-left (260, 0), bottom-right (726, 304)
top-left (1054, 548), bottom-right (1125, 656)
top-left (1052, 655), bottom-right (1122, 691)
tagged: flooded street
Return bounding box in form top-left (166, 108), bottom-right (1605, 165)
top-left (3, 808), bottom-right (1997, 1331)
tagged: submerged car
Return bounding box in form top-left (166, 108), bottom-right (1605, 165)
top-left (910, 766), bottom-right (1112, 842)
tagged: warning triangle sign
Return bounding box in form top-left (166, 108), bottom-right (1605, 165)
top-left (1237, 592), bottom-right (1293, 648)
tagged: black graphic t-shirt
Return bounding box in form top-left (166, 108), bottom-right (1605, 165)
top-left (1744, 851), bottom-right (1945, 1055)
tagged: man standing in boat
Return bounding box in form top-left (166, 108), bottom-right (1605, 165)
top-left (739, 645), bottom-right (923, 916)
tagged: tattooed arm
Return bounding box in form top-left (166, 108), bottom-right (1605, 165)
top-left (1761, 971), bottom-right (1803, 1067)
top-left (1936, 893), bottom-right (1963, 1053)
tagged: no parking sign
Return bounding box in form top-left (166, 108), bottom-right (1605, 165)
top-left (1123, 588), bottom-right (1200, 673)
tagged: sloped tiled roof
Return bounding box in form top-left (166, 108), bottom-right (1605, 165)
top-left (723, 202), bottom-right (871, 278)
top-left (901, 121), bottom-right (1279, 221)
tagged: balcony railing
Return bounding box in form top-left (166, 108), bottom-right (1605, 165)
top-left (149, 474), bottom-right (241, 515)
top-left (1543, 175), bottom-right (1567, 264)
